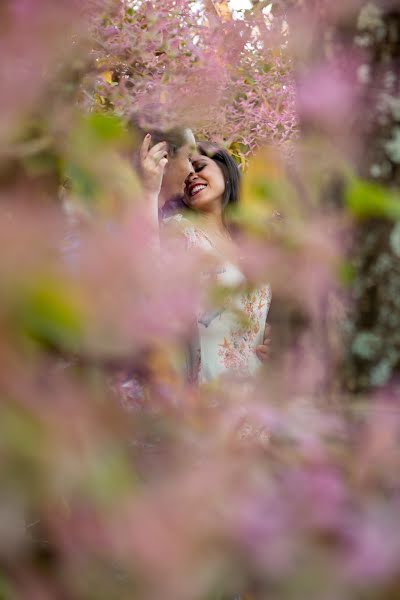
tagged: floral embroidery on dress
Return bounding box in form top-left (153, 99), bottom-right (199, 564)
top-left (164, 214), bottom-right (271, 382)
top-left (217, 285), bottom-right (271, 373)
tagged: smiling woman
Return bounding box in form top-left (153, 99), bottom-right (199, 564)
top-left (183, 142), bottom-right (240, 222)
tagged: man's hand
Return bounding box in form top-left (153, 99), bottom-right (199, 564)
top-left (255, 323), bottom-right (271, 363)
top-left (139, 134), bottom-right (168, 195)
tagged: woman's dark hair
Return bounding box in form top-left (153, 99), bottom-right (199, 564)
top-left (161, 141), bottom-right (241, 225)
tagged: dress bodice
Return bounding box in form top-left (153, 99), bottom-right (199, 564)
top-left (167, 214), bottom-right (271, 383)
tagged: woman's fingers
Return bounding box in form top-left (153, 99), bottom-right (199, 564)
top-left (255, 322), bottom-right (272, 362)
top-left (255, 343), bottom-right (270, 362)
top-left (149, 141), bottom-right (168, 155)
top-left (149, 146), bottom-right (168, 164)
top-left (263, 323), bottom-right (271, 342)
top-left (139, 133), bottom-right (152, 162)
top-left (140, 136), bottom-right (167, 162)
top-left (256, 345), bottom-right (269, 354)
top-left (138, 135), bottom-right (168, 195)
top-left (158, 156), bottom-right (168, 169)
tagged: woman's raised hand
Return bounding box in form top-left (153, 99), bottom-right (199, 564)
top-left (139, 134), bottom-right (168, 195)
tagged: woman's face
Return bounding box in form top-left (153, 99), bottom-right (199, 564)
top-left (183, 154), bottom-right (226, 212)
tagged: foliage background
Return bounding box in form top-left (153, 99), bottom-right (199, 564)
top-left (85, 0), bottom-right (297, 163)
top-left (1, 1), bottom-right (400, 599)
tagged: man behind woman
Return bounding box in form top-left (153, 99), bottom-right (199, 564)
top-left (137, 124), bottom-right (271, 384)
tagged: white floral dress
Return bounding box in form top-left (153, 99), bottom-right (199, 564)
top-left (167, 215), bottom-right (271, 384)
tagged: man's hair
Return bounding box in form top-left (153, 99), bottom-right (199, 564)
top-left (128, 115), bottom-right (192, 157)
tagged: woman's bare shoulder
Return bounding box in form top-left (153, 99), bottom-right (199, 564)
top-left (163, 214), bottom-right (202, 247)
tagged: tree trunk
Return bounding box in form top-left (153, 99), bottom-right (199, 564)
top-left (342, 5), bottom-right (400, 392)
top-left (283, 1), bottom-right (400, 394)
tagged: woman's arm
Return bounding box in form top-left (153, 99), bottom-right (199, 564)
top-left (137, 134), bottom-right (168, 233)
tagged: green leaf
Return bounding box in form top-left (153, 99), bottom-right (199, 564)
top-left (0, 572), bottom-right (16, 600)
top-left (345, 178), bottom-right (400, 220)
top-left (337, 260), bottom-right (356, 286)
top-left (84, 113), bottom-right (126, 145)
top-left (83, 447), bottom-right (137, 506)
top-left (262, 62), bottom-right (273, 73)
top-left (15, 277), bottom-right (83, 351)
top-left (64, 162), bottom-right (99, 201)
top-left (1, 404), bottom-right (44, 462)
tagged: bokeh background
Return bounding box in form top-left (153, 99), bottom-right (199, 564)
top-left (1, 1), bottom-right (400, 599)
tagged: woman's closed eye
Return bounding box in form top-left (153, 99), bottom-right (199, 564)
top-left (192, 161), bottom-right (206, 173)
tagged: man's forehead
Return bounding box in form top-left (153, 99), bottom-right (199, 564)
top-left (176, 141), bottom-right (196, 158)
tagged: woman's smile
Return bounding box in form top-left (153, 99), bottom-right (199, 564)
top-left (185, 176), bottom-right (209, 202)
top-left (188, 182), bottom-right (207, 197)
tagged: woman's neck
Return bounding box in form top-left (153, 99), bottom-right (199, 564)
top-left (196, 210), bottom-right (226, 234)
